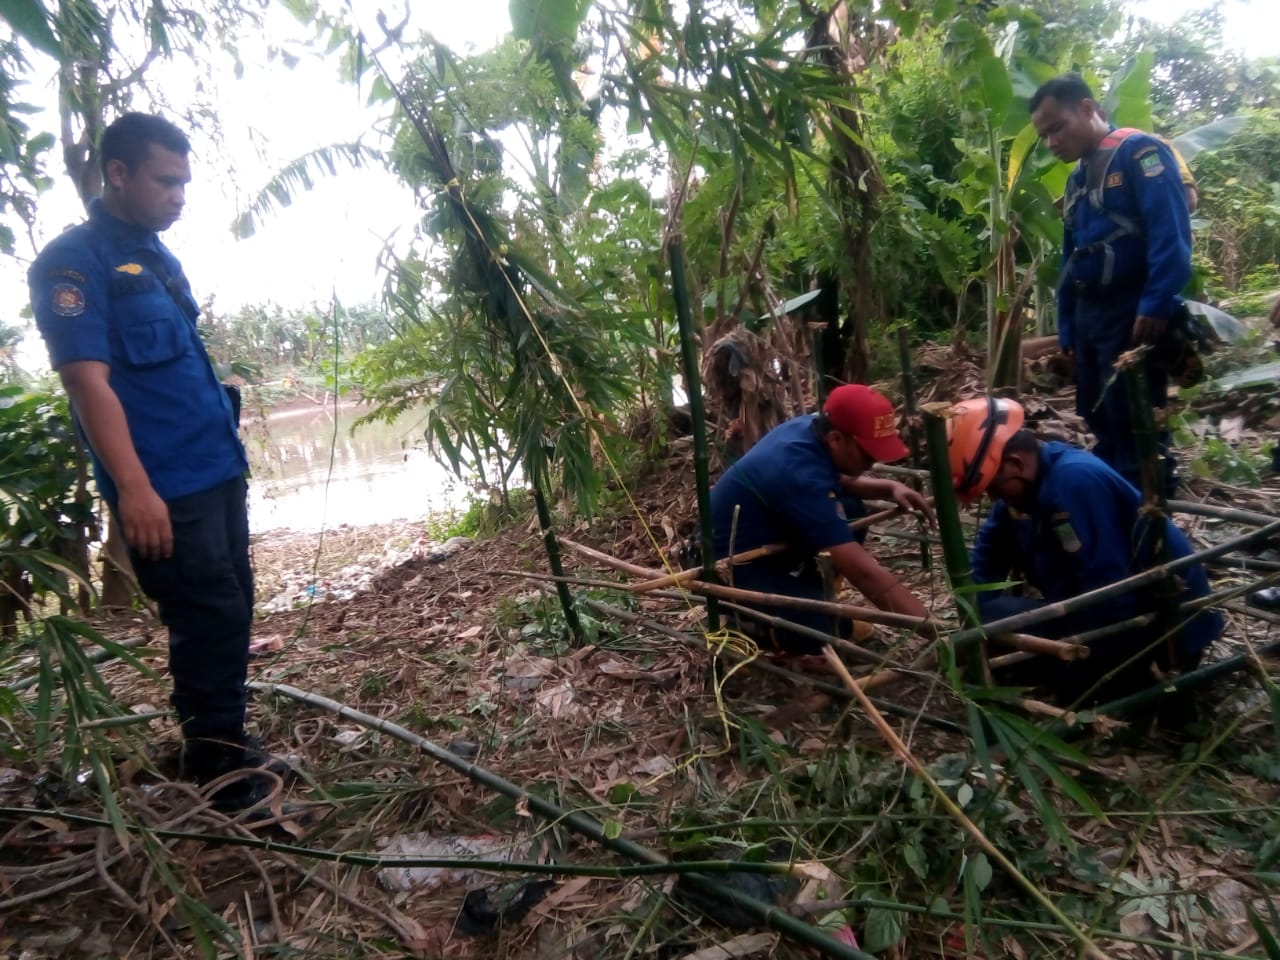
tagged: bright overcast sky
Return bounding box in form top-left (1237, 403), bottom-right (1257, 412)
top-left (3, 0), bottom-right (1278, 371)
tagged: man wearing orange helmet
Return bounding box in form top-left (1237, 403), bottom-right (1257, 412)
top-left (709, 384), bottom-right (937, 656)
top-left (947, 396), bottom-right (1222, 704)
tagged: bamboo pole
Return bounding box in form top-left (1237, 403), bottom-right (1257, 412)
top-left (531, 478), bottom-right (583, 645)
top-left (1052, 635), bottom-right (1280, 737)
top-left (988, 633), bottom-right (1091, 660)
top-left (921, 402), bottom-right (987, 681)
top-left (560, 537), bottom-right (938, 632)
top-left (251, 681), bottom-right (874, 960)
top-left (668, 238), bottom-right (719, 633)
top-left (819, 649), bottom-right (1111, 960)
top-left (1224, 600), bottom-right (1280, 627)
top-left (948, 519), bottom-right (1280, 652)
top-left (1121, 354), bottom-right (1181, 671)
top-left (871, 463), bottom-right (930, 480)
top-left (1167, 499), bottom-right (1277, 528)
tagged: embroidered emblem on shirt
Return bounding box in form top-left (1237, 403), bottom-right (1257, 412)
top-left (51, 282), bottom-right (86, 317)
top-left (49, 267), bottom-right (85, 283)
top-left (114, 262), bottom-right (144, 275)
top-left (1054, 519), bottom-right (1082, 553)
top-left (1105, 172), bottom-right (1124, 188)
top-left (1139, 152), bottom-right (1165, 177)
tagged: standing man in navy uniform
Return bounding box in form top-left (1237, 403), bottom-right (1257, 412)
top-left (709, 384), bottom-right (937, 658)
top-left (1031, 74), bottom-right (1192, 494)
top-left (29, 113), bottom-right (274, 811)
top-left (946, 397), bottom-right (1222, 708)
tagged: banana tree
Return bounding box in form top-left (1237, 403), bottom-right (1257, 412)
top-left (943, 21), bottom-right (1063, 388)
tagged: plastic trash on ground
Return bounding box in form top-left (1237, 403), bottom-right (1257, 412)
top-left (376, 833), bottom-right (528, 892)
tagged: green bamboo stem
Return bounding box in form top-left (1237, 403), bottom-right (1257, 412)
top-left (1122, 359), bottom-right (1181, 671)
top-left (250, 681), bottom-right (872, 960)
top-left (578, 596), bottom-right (965, 734)
top-left (1051, 634), bottom-right (1280, 737)
top-left (531, 477), bottom-right (583, 645)
top-left (896, 325), bottom-right (932, 572)
top-left (922, 403), bottom-right (986, 682)
top-left (668, 237), bottom-right (719, 633)
top-left (948, 518), bottom-right (1280, 651)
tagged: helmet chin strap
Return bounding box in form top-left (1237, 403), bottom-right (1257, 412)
top-left (956, 395), bottom-right (1001, 498)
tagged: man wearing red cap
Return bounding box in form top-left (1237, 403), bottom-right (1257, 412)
top-left (709, 384), bottom-right (936, 656)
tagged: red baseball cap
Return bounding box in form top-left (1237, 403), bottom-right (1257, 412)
top-left (822, 384), bottom-right (910, 463)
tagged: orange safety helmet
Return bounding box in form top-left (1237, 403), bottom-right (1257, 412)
top-left (947, 396), bottom-right (1026, 502)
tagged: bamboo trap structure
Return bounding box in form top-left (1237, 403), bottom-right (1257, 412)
top-left (508, 568), bottom-right (895, 669)
top-left (559, 537), bottom-right (942, 634)
top-left (249, 681), bottom-right (875, 960)
top-left (576, 595), bottom-right (966, 735)
top-left (629, 502), bottom-right (916, 593)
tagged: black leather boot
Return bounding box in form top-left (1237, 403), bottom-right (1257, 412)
top-left (181, 733), bottom-right (289, 813)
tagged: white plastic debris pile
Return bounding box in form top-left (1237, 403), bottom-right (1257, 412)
top-left (376, 832), bottom-right (528, 892)
top-left (260, 535), bottom-right (473, 613)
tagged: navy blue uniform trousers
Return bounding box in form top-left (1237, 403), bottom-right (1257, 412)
top-left (1074, 293), bottom-right (1173, 494)
top-left (127, 476), bottom-right (253, 740)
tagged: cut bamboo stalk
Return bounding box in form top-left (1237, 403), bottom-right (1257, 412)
top-left (988, 633), bottom-right (1091, 660)
top-left (819, 648), bottom-right (1111, 959)
top-left (253, 680), bottom-right (874, 960)
top-left (1167, 499), bottom-right (1277, 528)
top-left (948, 519), bottom-right (1280, 652)
top-left (872, 463), bottom-right (930, 480)
top-left (1223, 600), bottom-right (1280, 628)
top-left (668, 238), bottom-right (720, 632)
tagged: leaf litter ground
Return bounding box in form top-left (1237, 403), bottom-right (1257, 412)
top-left (3, 367), bottom-right (1280, 959)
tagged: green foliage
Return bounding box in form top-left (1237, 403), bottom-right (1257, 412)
top-left (1191, 114), bottom-right (1280, 291)
top-left (0, 385), bottom-right (93, 635)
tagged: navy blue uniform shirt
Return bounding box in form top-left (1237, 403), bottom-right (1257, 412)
top-left (28, 199), bottom-right (247, 503)
top-left (710, 415), bottom-right (862, 560)
top-left (972, 442), bottom-right (1220, 658)
top-left (1058, 131), bottom-right (1192, 352)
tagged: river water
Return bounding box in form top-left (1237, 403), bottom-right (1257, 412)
top-left (243, 401), bottom-right (474, 533)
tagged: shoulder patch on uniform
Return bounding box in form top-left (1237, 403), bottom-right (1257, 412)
top-left (48, 267), bottom-right (85, 283)
top-left (1054, 518), bottom-right (1083, 553)
top-left (1140, 151), bottom-right (1165, 177)
top-left (1105, 171), bottom-right (1124, 188)
top-left (51, 282), bottom-right (86, 317)
top-left (114, 262), bottom-right (144, 275)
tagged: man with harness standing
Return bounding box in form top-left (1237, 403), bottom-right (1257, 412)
top-left (1031, 74), bottom-right (1192, 495)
